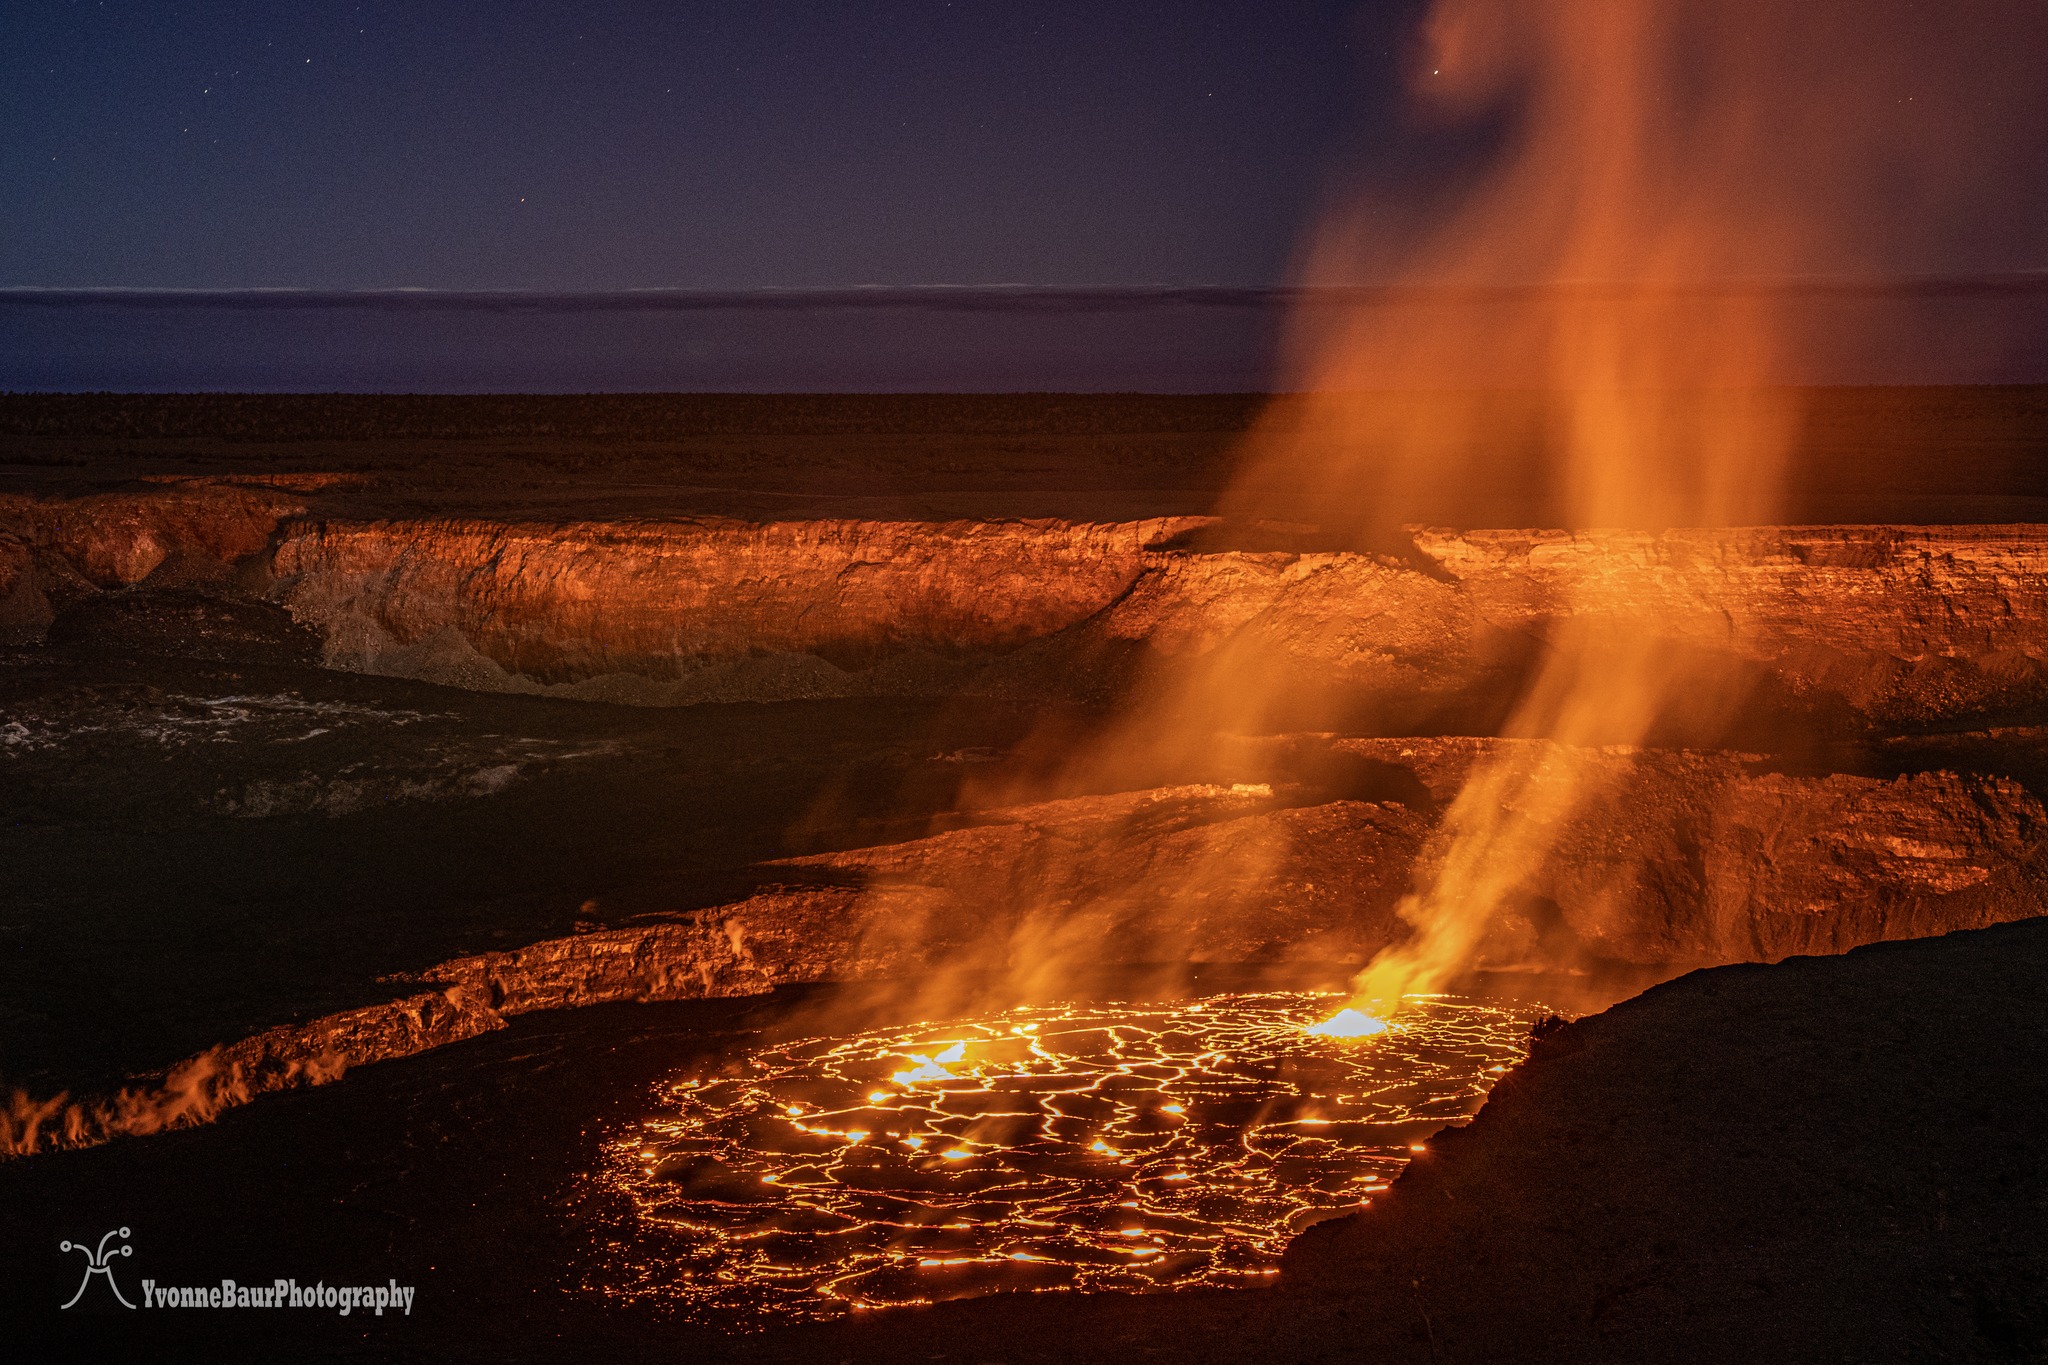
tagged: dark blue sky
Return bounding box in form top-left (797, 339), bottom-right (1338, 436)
top-left (2, 0), bottom-right (1412, 290)
top-left (3, 2), bottom-right (2044, 390)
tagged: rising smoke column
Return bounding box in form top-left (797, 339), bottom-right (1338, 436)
top-left (1239, 0), bottom-right (2047, 1010)
top-left (917, 0), bottom-right (2043, 1016)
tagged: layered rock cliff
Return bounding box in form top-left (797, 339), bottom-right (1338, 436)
top-left (12, 483), bottom-right (2048, 730)
top-left (0, 483), bottom-right (300, 640)
top-left (1420, 526), bottom-right (2048, 726)
top-left (269, 516), bottom-right (1203, 702)
top-left (266, 515), bottom-right (2048, 727)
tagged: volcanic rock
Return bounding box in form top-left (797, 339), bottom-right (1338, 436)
top-left (0, 483), bottom-right (300, 647)
top-left (1420, 525), bottom-right (2048, 727)
top-left (269, 516), bottom-right (1204, 702)
top-left (0, 483), bottom-right (298, 588)
top-left (46, 589), bottom-right (322, 666)
top-left (261, 511), bottom-right (2048, 729)
top-left (8, 480), bottom-right (2048, 729)
top-left (1329, 737), bottom-right (2048, 964)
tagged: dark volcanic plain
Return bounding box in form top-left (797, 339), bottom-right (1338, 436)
top-left (4, 390), bottom-right (2048, 1361)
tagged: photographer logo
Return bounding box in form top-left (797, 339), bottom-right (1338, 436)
top-left (60, 1228), bottom-right (136, 1310)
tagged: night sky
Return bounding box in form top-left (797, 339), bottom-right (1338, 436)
top-left (2, 1), bottom-right (2044, 390)
top-left (3, 0), bottom-right (1407, 291)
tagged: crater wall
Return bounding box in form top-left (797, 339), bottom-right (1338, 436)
top-left (14, 485), bottom-right (2048, 728)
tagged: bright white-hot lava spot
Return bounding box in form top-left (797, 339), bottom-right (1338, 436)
top-left (597, 992), bottom-right (1549, 1320)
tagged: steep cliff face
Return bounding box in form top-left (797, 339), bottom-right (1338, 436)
top-left (1331, 738), bottom-right (2048, 965)
top-left (269, 516), bottom-right (1203, 702)
top-left (264, 516), bottom-right (1489, 713)
top-left (263, 514), bottom-right (2048, 727)
top-left (0, 483), bottom-right (297, 587)
top-left (0, 482), bottom-right (300, 642)
top-left (1422, 526), bottom-right (2048, 726)
top-left (10, 482), bottom-right (2048, 731)
top-left (0, 533), bottom-right (33, 639)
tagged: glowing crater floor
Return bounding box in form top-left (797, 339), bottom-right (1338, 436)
top-left (595, 991), bottom-right (1550, 1321)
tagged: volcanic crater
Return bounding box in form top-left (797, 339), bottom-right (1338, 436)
top-left (6, 392), bottom-right (2048, 1359)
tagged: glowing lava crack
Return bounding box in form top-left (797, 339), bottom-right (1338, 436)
top-left (594, 992), bottom-right (1548, 1319)
top-left (1305, 1008), bottom-right (1390, 1039)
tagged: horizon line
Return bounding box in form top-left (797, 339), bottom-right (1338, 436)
top-left (3, 274), bottom-right (2046, 312)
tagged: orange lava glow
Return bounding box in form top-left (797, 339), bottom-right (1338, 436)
top-left (594, 992), bottom-right (1548, 1320)
top-left (1303, 1008), bottom-right (1389, 1039)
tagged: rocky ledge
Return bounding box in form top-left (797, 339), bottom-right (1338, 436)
top-left (11, 482), bottom-right (2048, 726)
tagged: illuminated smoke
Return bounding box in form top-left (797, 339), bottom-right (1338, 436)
top-left (1248, 0), bottom-right (2043, 1011)
top-left (989, 0), bottom-right (2048, 1018)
